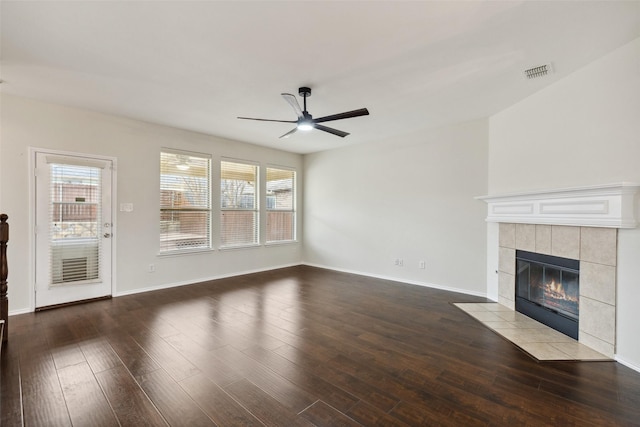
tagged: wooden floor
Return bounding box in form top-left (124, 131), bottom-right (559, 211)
top-left (2, 266), bottom-right (640, 426)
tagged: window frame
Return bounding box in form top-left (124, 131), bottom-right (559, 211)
top-left (265, 166), bottom-right (297, 244)
top-left (219, 158), bottom-right (260, 249)
top-left (159, 149), bottom-right (212, 255)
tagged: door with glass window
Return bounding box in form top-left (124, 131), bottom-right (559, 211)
top-left (34, 152), bottom-right (113, 308)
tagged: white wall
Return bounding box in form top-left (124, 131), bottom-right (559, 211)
top-left (304, 119), bottom-right (489, 296)
top-left (488, 38), bottom-right (640, 369)
top-left (489, 39), bottom-right (640, 193)
top-left (0, 94), bottom-right (303, 314)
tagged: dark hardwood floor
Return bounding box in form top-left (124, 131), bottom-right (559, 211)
top-left (2, 265), bottom-right (640, 426)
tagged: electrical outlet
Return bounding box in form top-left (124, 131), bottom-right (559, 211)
top-left (419, 261), bottom-right (426, 269)
top-left (148, 263), bottom-right (156, 273)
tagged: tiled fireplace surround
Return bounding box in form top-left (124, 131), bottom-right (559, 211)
top-left (497, 223), bottom-right (617, 357)
top-left (480, 183), bottom-right (640, 359)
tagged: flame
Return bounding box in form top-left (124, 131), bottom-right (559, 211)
top-left (544, 278), bottom-right (578, 303)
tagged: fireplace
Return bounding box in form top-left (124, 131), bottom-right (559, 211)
top-left (515, 250), bottom-right (579, 339)
top-left (480, 184), bottom-right (639, 357)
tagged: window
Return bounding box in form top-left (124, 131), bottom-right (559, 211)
top-left (160, 150), bottom-right (211, 253)
top-left (266, 167), bottom-right (296, 243)
top-left (49, 162), bottom-right (102, 283)
top-left (220, 160), bottom-right (258, 247)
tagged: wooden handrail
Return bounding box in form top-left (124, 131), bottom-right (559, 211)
top-left (1, 213), bottom-right (8, 343)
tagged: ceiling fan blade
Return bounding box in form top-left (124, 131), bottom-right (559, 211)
top-left (314, 108), bottom-right (370, 124)
top-left (237, 117), bottom-right (297, 123)
top-left (279, 128), bottom-right (298, 139)
top-left (315, 124), bottom-right (349, 138)
top-left (282, 93), bottom-right (304, 118)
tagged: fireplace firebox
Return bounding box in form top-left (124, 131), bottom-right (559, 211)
top-left (515, 250), bottom-right (579, 339)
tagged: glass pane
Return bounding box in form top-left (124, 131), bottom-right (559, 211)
top-left (267, 212), bottom-right (294, 242)
top-left (50, 164), bottom-right (100, 240)
top-left (160, 211), bottom-right (210, 252)
top-left (160, 151), bottom-right (211, 253)
top-left (160, 152), bottom-right (210, 209)
top-left (266, 167), bottom-right (295, 243)
top-left (221, 162), bottom-right (257, 209)
top-left (516, 260), bottom-right (530, 299)
top-left (220, 161), bottom-right (258, 247)
top-left (220, 211), bottom-right (258, 246)
top-left (518, 257), bottom-right (580, 319)
top-left (561, 270), bottom-right (580, 316)
top-left (266, 168), bottom-right (294, 210)
top-left (529, 263), bottom-right (544, 303)
top-left (542, 266), bottom-right (562, 309)
top-left (49, 163), bottom-right (101, 284)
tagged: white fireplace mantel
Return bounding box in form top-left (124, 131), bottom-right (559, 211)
top-left (476, 183), bottom-right (640, 228)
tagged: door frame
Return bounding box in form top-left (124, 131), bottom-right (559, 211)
top-left (29, 147), bottom-right (117, 312)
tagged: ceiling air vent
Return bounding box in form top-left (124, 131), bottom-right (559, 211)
top-left (524, 64), bottom-right (553, 80)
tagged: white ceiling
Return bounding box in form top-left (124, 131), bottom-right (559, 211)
top-left (1, 1), bottom-right (639, 154)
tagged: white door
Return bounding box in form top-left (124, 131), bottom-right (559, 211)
top-left (34, 152), bottom-right (113, 308)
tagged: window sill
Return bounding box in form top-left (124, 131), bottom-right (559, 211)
top-left (158, 247), bottom-right (214, 257)
top-left (265, 240), bottom-right (299, 247)
top-left (219, 243), bottom-right (262, 251)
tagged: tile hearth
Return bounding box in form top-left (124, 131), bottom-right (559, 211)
top-left (455, 302), bottom-right (612, 361)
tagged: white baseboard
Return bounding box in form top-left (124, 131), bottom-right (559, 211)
top-left (302, 262), bottom-right (488, 299)
top-left (114, 262), bottom-right (302, 297)
top-left (615, 355), bottom-right (640, 373)
top-left (8, 307), bottom-right (33, 316)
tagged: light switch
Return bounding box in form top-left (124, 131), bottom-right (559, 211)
top-left (120, 203), bottom-right (134, 212)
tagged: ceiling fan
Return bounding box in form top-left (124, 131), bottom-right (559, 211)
top-left (238, 87), bottom-right (369, 138)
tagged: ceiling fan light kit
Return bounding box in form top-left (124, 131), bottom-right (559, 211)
top-left (238, 86), bottom-right (369, 139)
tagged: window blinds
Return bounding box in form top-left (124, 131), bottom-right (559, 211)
top-left (220, 160), bottom-right (258, 247)
top-left (160, 151), bottom-right (211, 252)
top-left (266, 168), bottom-right (296, 243)
top-left (49, 163), bottom-right (101, 284)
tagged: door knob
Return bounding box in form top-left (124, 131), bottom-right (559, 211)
top-left (103, 233), bottom-right (112, 238)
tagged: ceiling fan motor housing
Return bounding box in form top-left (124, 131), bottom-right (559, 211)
top-left (298, 87), bottom-right (311, 97)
